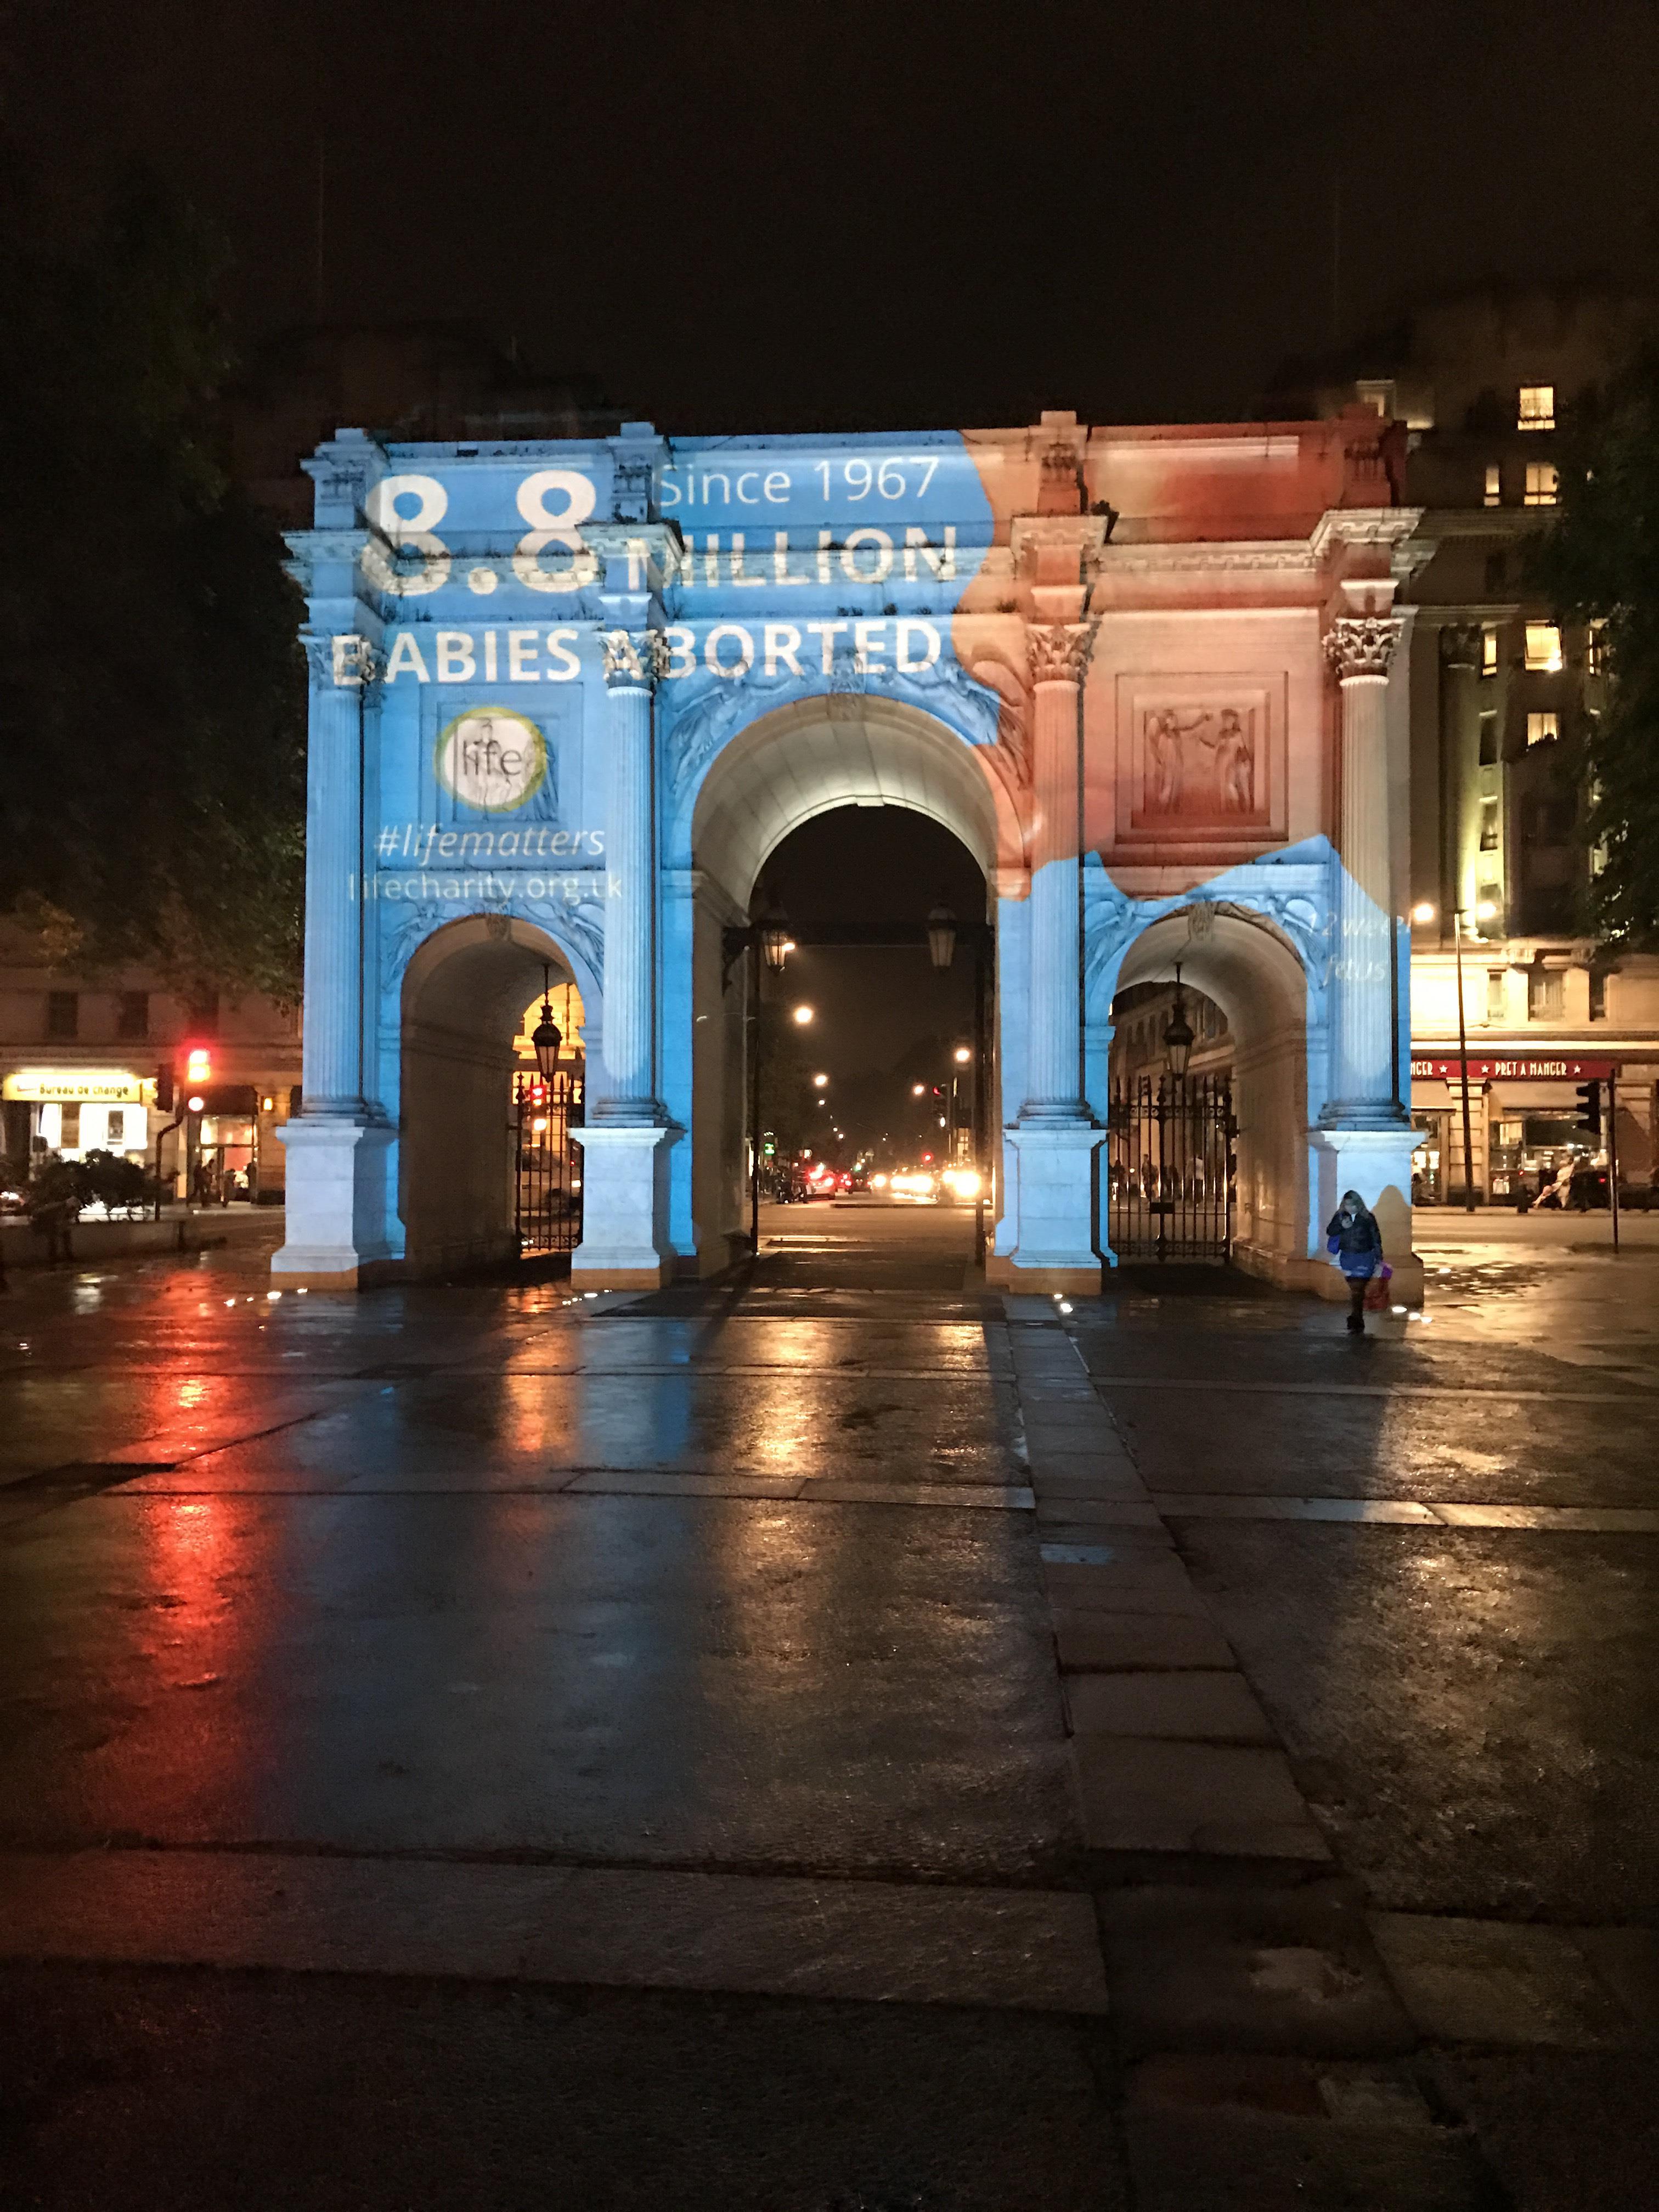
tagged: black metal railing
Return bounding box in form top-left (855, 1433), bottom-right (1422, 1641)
top-left (512, 1062), bottom-right (584, 1256)
top-left (1104, 1074), bottom-right (1235, 1261)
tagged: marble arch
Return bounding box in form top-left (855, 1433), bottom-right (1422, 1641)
top-left (272, 410), bottom-right (1424, 1300)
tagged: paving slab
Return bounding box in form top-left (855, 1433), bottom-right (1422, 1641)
top-left (1369, 1913), bottom-right (1642, 2049)
top-left (0, 1848), bottom-right (1111, 2014)
top-left (1053, 1613), bottom-right (1239, 1673)
top-left (1065, 1669), bottom-right (1277, 1743)
top-left (1098, 1885), bottom-right (1416, 2059)
top-left (1075, 1738), bottom-right (1331, 1858)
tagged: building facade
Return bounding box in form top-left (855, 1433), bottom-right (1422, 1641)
top-left (0, 923), bottom-right (300, 1201)
top-left (274, 410), bottom-right (1426, 1296)
top-left (1300, 290), bottom-right (1659, 1202)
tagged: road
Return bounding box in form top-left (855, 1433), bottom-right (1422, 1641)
top-left (0, 1205), bottom-right (1655, 2208)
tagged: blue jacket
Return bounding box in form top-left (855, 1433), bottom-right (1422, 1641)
top-left (1326, 1207), bottom-right (1383, 1277)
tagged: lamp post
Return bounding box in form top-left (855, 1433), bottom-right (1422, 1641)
top-left (1163, 962), bottom-right (1194, 1080)
top-left (530, 966), bottom-right (563, 1080)
top-left (1413, 901), bottom-right (1496, 1212)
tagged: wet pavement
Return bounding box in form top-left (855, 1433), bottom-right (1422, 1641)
top-left (1, 1206), bottom-right (1656, 2208)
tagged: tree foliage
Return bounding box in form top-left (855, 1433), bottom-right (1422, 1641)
top-left (1531, 342), bottom-right (1659, 945)
top-left (0, 160), bottom-right (306, 995)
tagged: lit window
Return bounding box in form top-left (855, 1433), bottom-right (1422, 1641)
top-left (1526, 712), bottom-right (1560, 747)
top-left (1587, 623), bottom-right (1606, 678)
top-left (1486, 971), bottom-right (1507, 1022)
top-left (1524, 624), bottom-right (1562, 672)
top-left (1528, 968), bottom-right (1564, 1019)
top-left (1481, 627), bottom-right (1499, 676)
top-left (1357, 379), bottom-right (1395, 418)
top-left (1479, 795), bottom-right (1500, 850)
top-left (1524, 462), bottom-right (1559, 506)
top-left (1518, 384), bottom-right (1555, 431)
top-left (1483, 464), bottom-right (1502, 507)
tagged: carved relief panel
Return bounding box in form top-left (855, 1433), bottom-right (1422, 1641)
top-left (1110, 674), bottom-right (1289, 855)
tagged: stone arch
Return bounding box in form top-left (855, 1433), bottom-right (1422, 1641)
top-left (399, 913), bottom-right (584, 1275)
top-left (687, 693), bottom-right (1027, 909)
top-left (1105, 904), bottom-right (1315, 1275)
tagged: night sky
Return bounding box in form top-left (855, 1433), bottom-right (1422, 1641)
top-left (12, 0), bottom-right (1657, 433)
top-left (11, 0), bottom-right (1652, 1101)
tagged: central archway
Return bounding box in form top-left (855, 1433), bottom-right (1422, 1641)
top-left (679, 698), bottom-right (1022, 1273)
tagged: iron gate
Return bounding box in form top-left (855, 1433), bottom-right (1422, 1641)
top-left (1104, 1074), bottom-right (1235, 1261)
top-left (512, 1063), bottom-right (584, 1256)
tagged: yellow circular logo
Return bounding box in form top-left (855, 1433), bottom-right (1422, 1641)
top-left (434, 708), bottom-right (548, 814)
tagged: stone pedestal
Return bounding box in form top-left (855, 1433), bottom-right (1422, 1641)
top-left (271, 1117), bottom-right (396, 1288)
top-left (1308, 1126), bottom-right (1421, 1307)
top-left (988, 1125), bottom-right (1105, 1294)
top-left (571, 1126), bottom-right (677, 1289)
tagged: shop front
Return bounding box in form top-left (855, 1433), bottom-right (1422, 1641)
top-left (1409, 1053), bottom-right (1653, 1204)
top-left (0, 1067), bottom-right (154, 1164)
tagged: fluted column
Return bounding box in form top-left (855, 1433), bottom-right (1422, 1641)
top-left (1438, 623), bottom-right (1483, 926)
top-left (298, 632), bottom-right (375, 1113)
top-left (1022, 622), bottom-right (1093, 1119)
top-left (1325, 613), bottom-right (1406, 1120)
top-left (595, 628), bottom-right (667, 1121)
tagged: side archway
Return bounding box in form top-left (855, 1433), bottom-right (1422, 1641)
top-left (1108, 906), bottom-right (1314, 1276)
top-left (399, 914), bottom-right (584, 1275)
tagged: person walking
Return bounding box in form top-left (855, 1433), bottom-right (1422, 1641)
top-left (1326, 1188), bottom-right (1384, 1335)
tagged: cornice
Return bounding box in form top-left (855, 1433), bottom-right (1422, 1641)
top-left (1090, 539), bottom-right (1315, 575)
top-left (1308, 507), bottom-right (1424, 563)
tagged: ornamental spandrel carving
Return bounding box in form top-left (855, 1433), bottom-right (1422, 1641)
top-left (1026, 622), bottom-right (1094, 686)
top-left (1324, 616), bottom-right (1404, 681)
top-left (600, 628), bottom-right (672, 686)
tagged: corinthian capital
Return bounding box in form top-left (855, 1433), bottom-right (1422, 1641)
top-left (1324, 614), bottom-right (1404, 682)
top-left (1026, 621), bottom-right (1094, 686)
top-left (1439, 622), bottom-right (1484, 671)
top-left (600, 628), bottom-right (670, 687)
top-left (303, 631), bottom-right (382, 688)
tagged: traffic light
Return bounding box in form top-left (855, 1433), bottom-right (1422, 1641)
top-left (184, 1046), bottom-right (212, 1087)
top-left (1573, 1080), bottom-right (1602, 1137)
top-left (155, 1063), bottom-right (174, 1115)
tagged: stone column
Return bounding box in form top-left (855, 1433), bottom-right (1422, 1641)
top-left (298, 633), bottom-right (371, 1111)
top-left (592, 628), bottom-right (663, 1120)
top-left (1438, 622), bottom-right (1483, 926)
top-left (1023, 622), bottom-right (1092, 1118)
top-left (1325, 613), bottom-right (1406, 1122)
top-left (273, 631), bottom-right (395, 1287)
top-left (995, 620), bottom-right (1104, 1291)
top-left (571, 628), bottom-right (678, 1289)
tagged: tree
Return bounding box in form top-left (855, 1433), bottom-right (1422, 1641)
top-left (1530, 343), bottom-right (1659, 944)
top-left (0, 159), bottom-right (306, 995)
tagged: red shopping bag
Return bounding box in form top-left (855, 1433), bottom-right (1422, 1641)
top-left (1363, 1269), bottom-right (1391, 1312)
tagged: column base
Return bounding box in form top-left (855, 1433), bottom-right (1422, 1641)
top-left (271, 1116), bottom-right (397, 1290)
top-left (997, 1121), bottom-right (1105, 1280)
top-left (571, 1124), bottom-right (678, 1290)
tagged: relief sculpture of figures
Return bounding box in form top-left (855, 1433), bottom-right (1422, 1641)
top-left (1142, 704), bottom-right (1256, 819)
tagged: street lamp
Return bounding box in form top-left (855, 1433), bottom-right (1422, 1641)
top-left (953, 1045), bottom-right (972, 1064)
top-left (792, 1005), bottom-right (814, 1025)
top-left (812, 1073), bottom-right (828, 1087)
top-left (530, 965), bottom-right (563, 1080)
top-left (759, 909), bottom-right (792, 971)
top-left (1163, 962), bottom-right (1195, 1080)
top-left (927, 904), bottom-right (957, 970)
top-left (1414, 902), bottom-right (1496, 1212)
